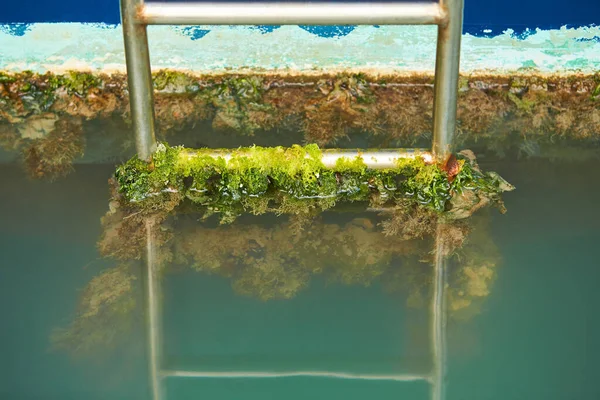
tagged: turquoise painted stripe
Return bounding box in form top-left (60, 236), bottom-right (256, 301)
top-left (1, 23), bottom-right (599, 73)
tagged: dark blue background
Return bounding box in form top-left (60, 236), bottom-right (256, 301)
top-left (1, 0), bottom-right (599, 36)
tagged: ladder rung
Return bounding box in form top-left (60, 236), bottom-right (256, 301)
top-left (137, 2), bottom-right (446, 26)
top-left (162, 370), bottom-right (432, 382)
top-left (182, 148), bottom-right (433, 169)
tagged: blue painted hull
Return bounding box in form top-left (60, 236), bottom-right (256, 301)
top-left (1, 0), bottom-right (599, 37)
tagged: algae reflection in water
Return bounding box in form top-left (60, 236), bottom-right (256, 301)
top-left (52, 143), bottom-right (513, 357)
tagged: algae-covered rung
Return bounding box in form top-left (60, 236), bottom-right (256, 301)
top-left (114, 143), bottom-right (513, 223)
top-left (181, 148), bottom-right (434, 169)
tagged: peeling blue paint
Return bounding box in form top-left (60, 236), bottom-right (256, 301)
top-left (176, 26), bottom-right (211, 41)
top-left (0, 23), bottom-right (31, 36)
top-left (252, 25), bottom-right (281, 34)
top-left (299, 25), bottom-right (356, 38)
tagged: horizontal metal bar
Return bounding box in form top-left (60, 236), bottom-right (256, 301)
top-left (162, 370), bottom-right (432, 382)
top-left (138, 2), bottom-right (446, 26)
top-left (320, 149), bottom-right (432, 169)
top-left (182, 149), bottom-right (433, 170)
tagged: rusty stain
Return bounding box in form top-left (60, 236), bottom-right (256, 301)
top-left (436, 3), bottom-right (449, 26)
top-left (135, 4), bottom-right (147, 25)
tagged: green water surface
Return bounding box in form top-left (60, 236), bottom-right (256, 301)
top-left (1, 157), bottom-right (599, 400)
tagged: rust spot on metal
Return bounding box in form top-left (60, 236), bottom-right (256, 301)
top-left (435, 4), bottom-right (450, 26)
top-left (438, 18), bottom-right (451, 42)
top-left (441, 153), bottom-right (460, 182)
top-left (135, 4), bottom-right (147, 25)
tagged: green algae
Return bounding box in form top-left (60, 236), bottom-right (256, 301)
top-left (18, 73), bottom-right (61, 113)
top-left (507, 91), bottom-right (537, 113)
top-left (0, 71), bottom-right (102, 116)
top-left (203, 75), bottom-right (272, 135)
top-left (115, 143), bottom-right (512, 223)
top-left (592, 82), bottom-right (600, 101)
top-left (0, 72), bottom-right (17, 84)
top-left (55, 144), bottom-right (512, 356)
top-left (50, 263), bottom-right (139, 356)
top-left (61, 71), bottom-right (102, 96)
top-left (2, 69), bottom-right (596, 184)
top-left (23, 118), bottom-right (85, 180)
top-left (153, 70), bottom-right (196, 92)
top-left (2, 69), bottom-right (600, 178)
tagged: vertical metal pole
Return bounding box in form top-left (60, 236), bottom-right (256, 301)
top-left (121, 1), bottom-right (161, 396)
top-left (430, 224), bottom-right (448, 400)
top-left (120, 0), bottom-right (157, 161)
top-left (145, 219), bottom-right (164, 400)
top-left (431, 3), bottom-right (461, 392)
top-left (432, 0), bottom-right (464, 160)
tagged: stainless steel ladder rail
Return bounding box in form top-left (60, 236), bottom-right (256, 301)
top-left (121, 1), bottom-right (464, 162)
top-left (119, 2), bottom-right (464, 400)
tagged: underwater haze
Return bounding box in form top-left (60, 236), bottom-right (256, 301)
top-left (1, 150), bottom-right (600, 399)
top-left (2, 0), bottom-right (600, 396)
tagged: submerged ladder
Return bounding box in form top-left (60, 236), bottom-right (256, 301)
top-left (119, 1), bottom-right (464, 400)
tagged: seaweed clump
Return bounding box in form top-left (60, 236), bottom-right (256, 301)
top-left (3, 70), bottom-right (600, 176)
top-left (114, 143), bottom-right (513, 223)
top-left (22, 118), bottom-right (84, 180)
top-left (303, 74), bottom-right (376, 144)
top-left (173, 216), bottom-right (423, 301)
top-left (206, 76), bottom-right (274, 135)
top-left (55, 143), bottom-right (512, 356)
top-left (50, 264), bottom-right (138, 355)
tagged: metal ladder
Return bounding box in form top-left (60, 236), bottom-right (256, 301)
top-left (119, 2), bottom-right (464, 400)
